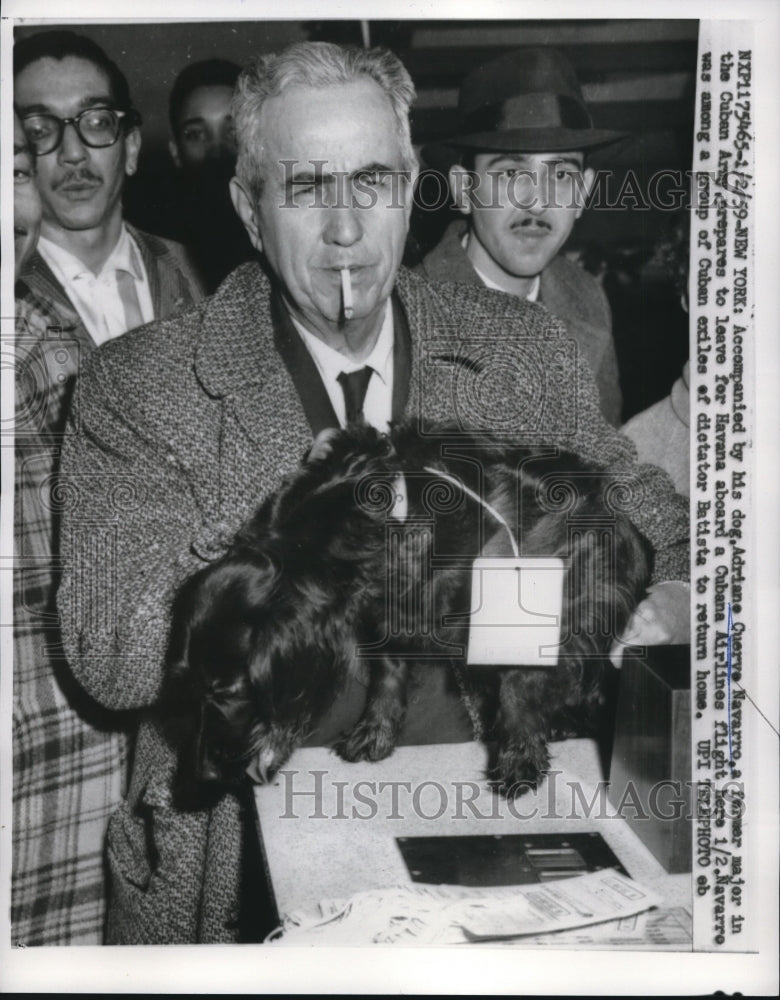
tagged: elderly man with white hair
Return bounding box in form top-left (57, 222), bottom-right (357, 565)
top-left (57, 41), bottom-right (689, 943)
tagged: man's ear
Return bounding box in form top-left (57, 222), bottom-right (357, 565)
top-left (575, 166), bottom-right (596, 220)
top-left (124, 128), bottom-right (141, 177)
top-left (402, 160), bottom-right (420, 224)
top-left (230, 176), bottom-right (262, 252)
top-left (449, 164), bottom-right (474, 216)
top-left (168, 137), bottom-right (182, 169)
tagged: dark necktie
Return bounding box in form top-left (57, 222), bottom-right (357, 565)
top-left (337, 367), bottom-right (374, 425)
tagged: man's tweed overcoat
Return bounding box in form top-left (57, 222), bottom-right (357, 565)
top-left (57, 262), bottom-right (688, 943)
top-left (418, 220), bottom-right (623, 426)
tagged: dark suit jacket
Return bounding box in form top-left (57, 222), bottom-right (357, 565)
top-left (57, 262), bottom-right (687, 943)
top-left (418, 221), bottom-right (622, 426)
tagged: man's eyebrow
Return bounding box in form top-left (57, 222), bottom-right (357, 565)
top-left (15, 102), bottom-right (51, 116)
top-left (78, 94), bottom-right (115, 110)
top-left (482, 154), bottom-right (583, 168)
top-left (351, 162), bottom-right (397, 177)
top-left (181, 116), bottom-right (207, 128)
top-left (483, 154), bottom-right (533, 168)
top-left (286, 161), bottom-right (400, 185)
top-left (545, 155), bottom-right (584, 168)
top-left (16, 94), bottom-right (115, 115)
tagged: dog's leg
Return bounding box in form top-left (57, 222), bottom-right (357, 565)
top-left (337, 657), bottom-right (409, 763)
top-left (491, 668), bottom-right (563, 796)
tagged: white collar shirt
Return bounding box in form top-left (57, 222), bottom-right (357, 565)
top-left (37, 224), bottom-right (154, 347)
top-left (292, 302), bottom-right (395, 431)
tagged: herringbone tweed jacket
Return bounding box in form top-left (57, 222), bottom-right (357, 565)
top-left (418, 220), bottom-right (622, 426)
top-left (57, 262), bottom-right (688, 943)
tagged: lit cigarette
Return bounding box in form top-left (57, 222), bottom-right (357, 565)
top-left (341, 267), bottom-right (353, 320)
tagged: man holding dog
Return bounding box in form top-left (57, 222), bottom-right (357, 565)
top-left (419, 48), bottom-right (623, 425)
top-left (57, 41), bottom-right (690, 943)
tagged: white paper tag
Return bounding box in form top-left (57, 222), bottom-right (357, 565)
top-left (466, 557), bottom-right (566, 667)
top-left (390, 472), bottom-right (408, 521)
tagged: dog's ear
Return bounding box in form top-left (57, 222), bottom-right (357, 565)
top-left (181, 555), bottom-right (280, 684)
top-left (165, 554), bottom-right (280, 793)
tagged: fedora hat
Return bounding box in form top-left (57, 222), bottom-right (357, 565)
top-left (421, 47), bottom-right (628, 171)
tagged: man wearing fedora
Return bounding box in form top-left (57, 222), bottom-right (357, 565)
top-left (420, 48), bottom-right (624, 426)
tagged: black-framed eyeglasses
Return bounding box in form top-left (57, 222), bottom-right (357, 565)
top-left (21, 107), bottom-right (141, 156)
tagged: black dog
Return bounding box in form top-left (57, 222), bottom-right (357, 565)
top-left (166, 421), bottom-right (652, 798)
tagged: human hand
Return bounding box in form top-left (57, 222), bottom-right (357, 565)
top-left (609, 581), bottom-right (691, 666)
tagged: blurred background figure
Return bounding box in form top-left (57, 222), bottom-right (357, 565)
top-left (167, 58), bottom-right (254, 291)
top-left (14, 110), bottom-right (42, 278)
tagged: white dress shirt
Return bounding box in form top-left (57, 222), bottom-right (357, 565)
top-left (37, 225), bottom-right (154, 347)
top-left (293, 303), bottom-right (395, 431)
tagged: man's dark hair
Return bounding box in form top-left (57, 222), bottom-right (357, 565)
top-left (14, 30), bottom-right (134, 112)
top-left (169, 58), bottom-right (241, 133)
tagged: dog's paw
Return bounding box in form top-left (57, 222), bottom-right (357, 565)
top-left (548, 724), bottom-right (580, 742)
top-left (492, 735), bottom-right (550, 798)
top-left (336, 717), bottom-right (399, 763)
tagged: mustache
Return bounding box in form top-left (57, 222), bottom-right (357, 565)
top-left (53, 169), bottom-right (102, 189)
top-left (512, 217), bottom-right (551, 230)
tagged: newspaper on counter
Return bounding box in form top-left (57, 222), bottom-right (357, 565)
top-left (268, 869), bottom-right (663, 945)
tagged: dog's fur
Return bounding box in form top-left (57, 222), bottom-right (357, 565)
top-left (166, 421), bottom-right (653, 799)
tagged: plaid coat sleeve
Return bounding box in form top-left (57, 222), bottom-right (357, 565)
top-left (13, 292), bottom-right (130, 946)
top-left (12, 233), bottom-right (205, 947)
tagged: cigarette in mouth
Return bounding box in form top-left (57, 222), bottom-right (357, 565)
top-left (341, 267), bottom-right (353, 320)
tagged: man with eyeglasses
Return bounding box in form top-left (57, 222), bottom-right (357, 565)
top-left (11, 29), bottom-right (203, 947)
top-left (14, 30), bottom-right (203, 350)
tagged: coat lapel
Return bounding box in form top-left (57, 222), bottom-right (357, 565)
top-left (539, 259), bottom-right (604, 364)
top-left (18, 252), bottom-right (95, 352)
top-left (270, 291), bottom-right (340, 435)
top-left (190, 264), bottom-right (313, 556)
top-left (128, 224), bottom-right (198, 317)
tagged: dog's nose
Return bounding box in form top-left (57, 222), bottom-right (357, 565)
top-left (196, 739), bottom-right (224, 783)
